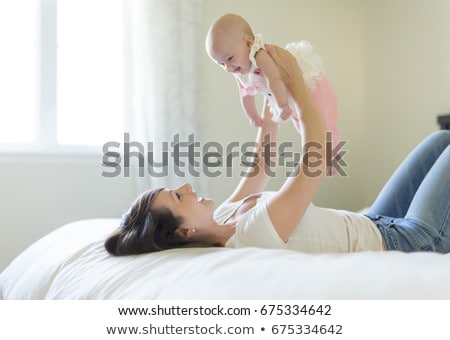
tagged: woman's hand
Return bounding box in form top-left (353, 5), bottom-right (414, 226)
top-left (264, 44), bottom-right (306, 96)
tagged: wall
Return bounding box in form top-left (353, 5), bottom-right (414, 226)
top-left (364, 0), bottom-right (450, 204)
top-left (0, 154), bottom-right (135, 271)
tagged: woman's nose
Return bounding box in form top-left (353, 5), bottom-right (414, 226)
top-left (181, 183), bottom-right (193, 193)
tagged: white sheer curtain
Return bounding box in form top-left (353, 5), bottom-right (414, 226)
top-left (126, 0), bottom-right (206, 195)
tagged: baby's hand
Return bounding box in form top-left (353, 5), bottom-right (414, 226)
top-left (279, 105), bottom-right (292, 121)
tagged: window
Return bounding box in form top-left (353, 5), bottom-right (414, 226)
top-left (0, 0), bottom-right (38, 144)
top-left (0, 0), bottom-right (125, 153)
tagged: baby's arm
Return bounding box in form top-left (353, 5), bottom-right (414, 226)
top-left (236, 80), bottom-right (264, 127)
top-left (255, 49), bottom-right (292, 121)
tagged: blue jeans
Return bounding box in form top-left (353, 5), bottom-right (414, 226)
top-left (365, 130), bottom-right (450, 252)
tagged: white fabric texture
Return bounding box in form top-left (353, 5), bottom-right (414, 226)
top-left (127, 0), bottom-right (206, 195)
top-left (217, 194), bottom-right (287, 250)
top-left (285, 40), bottom-right (325, 90)
top-left (235, 34), bottom-right (326, 122)
top-left (217, 192), bottom-right (384, 253)
top-left (1, 219), bottom-right (450, 299)
top-left (247, 35), bottom-right (326, 90)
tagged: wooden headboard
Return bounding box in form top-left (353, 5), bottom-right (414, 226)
top-left (437, 114), bottom-right (450, 130)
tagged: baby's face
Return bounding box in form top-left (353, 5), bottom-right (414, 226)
top-left (207, 34), bottom-right (252, 75)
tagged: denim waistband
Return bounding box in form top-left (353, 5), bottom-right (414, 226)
top-left (365, 214), bottom-right (400, 251)
top-left (365, 213), bottom-right (450, 253)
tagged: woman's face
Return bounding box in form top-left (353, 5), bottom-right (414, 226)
top-left (151, 183), bottom-right (215, 230)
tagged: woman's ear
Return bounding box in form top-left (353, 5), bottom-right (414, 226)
top-left (174, 227), bottom-right (195, 239)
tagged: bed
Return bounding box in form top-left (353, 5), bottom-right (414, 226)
top-left (1, 218), bottom-right (450, 299)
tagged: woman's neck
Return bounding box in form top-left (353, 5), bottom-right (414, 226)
top-left (215, 223), bottom-right (236, 246)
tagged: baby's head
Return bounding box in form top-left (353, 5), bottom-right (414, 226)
top-left (205, 13), bottom-right (255, 75)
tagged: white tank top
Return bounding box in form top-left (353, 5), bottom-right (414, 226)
top-left (214, 192), bottom-right (384, 253)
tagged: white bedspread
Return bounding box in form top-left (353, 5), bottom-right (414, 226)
top-left (1, 218), bottom-right (450, 299)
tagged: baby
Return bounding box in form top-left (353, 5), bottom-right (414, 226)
top-left (205, 13), bottom-right (340, 148)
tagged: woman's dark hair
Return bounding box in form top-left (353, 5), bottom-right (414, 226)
top-left (105, 188), bottom-right (188, 256)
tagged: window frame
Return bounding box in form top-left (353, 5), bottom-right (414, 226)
top-left (0, 0), bottom-right (127, 157)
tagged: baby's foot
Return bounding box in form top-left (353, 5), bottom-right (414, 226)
top-left (250, 117), bottom-right (264, 127)
top-left (279, 105), bottom-right (292, 121)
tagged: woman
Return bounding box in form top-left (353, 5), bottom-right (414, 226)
top-left (105, 45), bottom-right (450, 255)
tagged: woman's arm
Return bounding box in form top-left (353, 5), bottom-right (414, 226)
top-left (225, 98), bottom-right (279, 203)
top-left (264, 45), bottom-right (327, 242)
